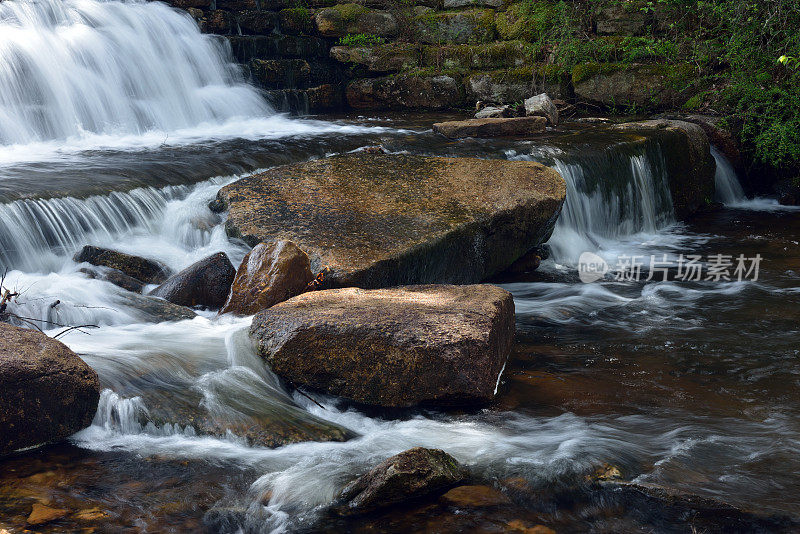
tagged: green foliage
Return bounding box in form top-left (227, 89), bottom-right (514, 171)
top-left (337, 33), bottom-right (385, 47)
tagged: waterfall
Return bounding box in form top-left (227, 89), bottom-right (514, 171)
top-left (0, 185), bottom-right (190, 272)
top-left (0, 0), bottom-right (272, 146)
top-left (711, 146), bottom-right (746, 205)
top-left (543, 142), bottom-right (675, 265)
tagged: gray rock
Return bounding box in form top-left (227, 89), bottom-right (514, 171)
top-left (524, 93), bottom-right (559, 126)
top-left (475, 105), bottom-right (514, 119)
top-left (433, 116), bottom-right (546, 138)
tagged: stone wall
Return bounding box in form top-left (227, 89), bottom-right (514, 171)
top-left (159, 0), bottom-right (700, 113)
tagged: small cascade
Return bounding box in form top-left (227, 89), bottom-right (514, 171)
top-left (544, 141), bottom-right (675, 265)
top-left (0, 0), bottom-right (272, 146)
top-left (712, 146), bottom-right (746, 205)
top-left (0, 185), bottom-right (190, 272)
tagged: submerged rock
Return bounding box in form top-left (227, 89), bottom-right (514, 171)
top-left (74, 245), bottom-right (171, 284)
top-left (221, 240), bottom-right (314, 316)
top-left (218, 153), bottom-right (565, 288)
top-left (250, 284), bottom-right (515, 408)
top-left (612, 119), bottom-right (716, 218)
top-left (433, 116), bottom-right (546, 139)
top-left (0, 323), bottom-right (100, 455)
top-left (114, 293), bottom-right (197, 322)
top-left (79, 266), bottom-right (145, 293)
top-left (524, 93), bottom-right (559, 126)
top-left (337, 447), bottom-right (467, 515)
top-left (149, 252), bottom-right (235, 310)
top-left (441, 485), bottom-right (511, 507)
top-left (27, 503), bottom-right (69, 525)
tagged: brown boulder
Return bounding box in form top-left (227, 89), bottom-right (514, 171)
top-left (218, 153), bottom-right (565, 289)
top-left (433, 116), bottom-right (546, 139)
top-left (346, 74), bottom-right (464, 111)
top-left (149, 252), bottom-right (235, 310)
top-left (250, 284), bottom-right (514, 408)
top-left (79, 266), bottom-right (145, 293)
top-left (0, 323), bottom-right (100, 455)
top-left (221, 240), bottom-right (314, 316)
top-left (337, 447), bottom-right (467, 515)
top-left (73, 245), bottom-right (171, 284)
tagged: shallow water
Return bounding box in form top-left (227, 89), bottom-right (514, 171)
top-left (1, 115), bottom-right (799, 532)
top-left (2, 0), bottom-right (799, 530)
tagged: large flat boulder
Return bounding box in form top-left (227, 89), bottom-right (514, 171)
top-left (433, 116), bottom-right (546, 139)
top-left (218, 154), bottom-right (565, 289)
top-left (249, 284), bottom-right (514, 408)
top-left (74, 245), bottom-right (171, 285)
top-left (0, 323), bottom-right (100, 455)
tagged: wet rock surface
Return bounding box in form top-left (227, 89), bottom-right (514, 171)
top-left (218, 153), bottom-right (565, 288)
top-left (73, 245), bottom-right (171, 285)
top-left (0, 323), bottom-right (100, 455)
top-left (337, 447), bottom-right (468, 515)
top-left (612, 119), bottom-right (716, 218)
top-left (149, 252), bottom-right (235, 310)
top-left (78, 266), bottom-right (145, 293)
top-left (250, 284), bottom-right (515, 408)
top-left (433, 116), bottom-right (547, 138)
top-left (221, 240), bottom-right (314, 316)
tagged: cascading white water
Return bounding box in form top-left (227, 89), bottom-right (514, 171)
top-left (543, 145), bottom-right (676, 265)
top-left (711, 146), bottom-right (746, 205)
top-left (0, 184), bottom-right (189, 272)
top-left (0, 0), bottom-right (272, 146)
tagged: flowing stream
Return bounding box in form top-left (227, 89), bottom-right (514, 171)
top-left (1, 0), bottom-right (799, 532)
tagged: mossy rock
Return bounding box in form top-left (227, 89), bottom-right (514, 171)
top-left (421, 40), bottom-right (534, 70)
top-left (314, 4), bottom-right (398, 38)
top-left (572, 62), bottom-right (698, 111)
top-left (278, 7), bottom-right (315, 34)
top-left (466, 65), bottom-right (570, 103)
top-left (330, 43), bottom-right (421, 73)
top-left (414, 9), bottom-right (496, 45)
top-left (495, 1), bottom-right (558, 41)
top-left (346, 73), bottom-right (466, 110)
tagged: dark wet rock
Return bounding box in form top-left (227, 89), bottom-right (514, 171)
top-left (208, 198), bottom-right (226, 213)
top-left (307, 83), bottom-right (343, 112)
top-left (218, 153), bottom-right (565, 289)
top-left (237, 10), bottom-right (279, 35)
top-left (140, 386), bottom-right (354, 448)
top-left (114, 293), bottom-right (197, 322)
top-left (524, 93), bottom-right (558, 126)
top-left (433, 116), bottom-right (546, 139)
top-left (778, 179), bottom-right (800, 206)
top-left (250, 284), bottom-right (515, 408)
top-left (202, 9), bottom-right (233, 34)
top-left (221, 241), bottom-right (313, 316)
top-left (149, 253), bottom-right (235, 310)
top-left (600, 482), bottom-right (800, 532)
top-left (502, 246), bottom-right (547, 274)
top-left (475, 105), bottom-right (514, 119)
top-left (440, 485), bottom-right (511, 507)
top-left (346, 74), bottom-right (464, 110)
top-left (612, 119), bottom-right (716, 218)
top-left (79, 266), bottom-right (145, 293)
top-left (73, 245), bottom-right (171, 284)
top-left (337, 447), bottom-right (468, 515)
top-left (0, 323), bottom-right (100, 456)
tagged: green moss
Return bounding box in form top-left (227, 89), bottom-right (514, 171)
top-left (338, 33), bottom-right (385, 47)
top-left (571, 62), bottom-right (622, 84)
top-left (333, 3), bottom-right (368, 23)
top-left (281, 7), bottom-right (311, 25)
